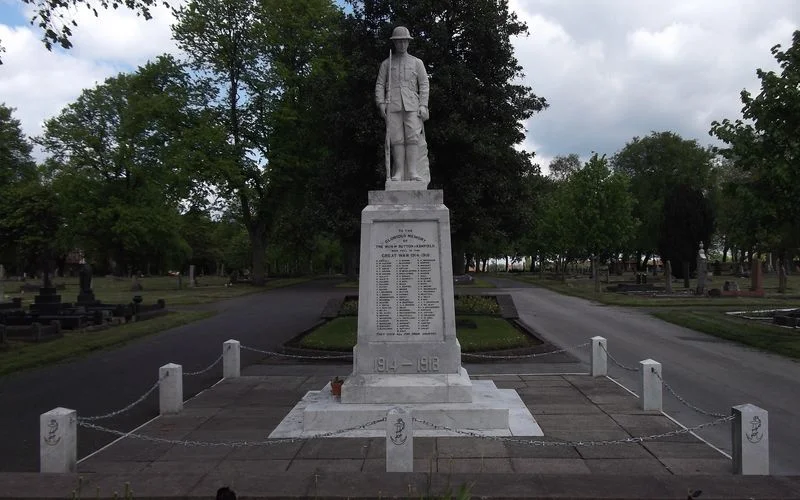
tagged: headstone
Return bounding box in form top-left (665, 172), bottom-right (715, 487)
top-left (76, 263), bottom-right (96, 305)
top-left (696, 242), bottom-right (707, 295)
top-left (665, 261), bottom-right (673, 293)
top-left (189, 265), bottom-right (196, 288)
top-left (750, 262), bottom-right (763, 292)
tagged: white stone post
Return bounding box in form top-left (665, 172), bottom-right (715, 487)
top-left (732, 404), bottom-right (769, 475)
top-left (590, 336), bottom-right (607, 377)
top-left (223, 339), bottom-right (241, 378)
top-left (40, 407), bottom-right (77, 473)
top-left (159, 363), bottom-right (183, 415)
top-left (639, 359), bottom-right (662, 411)
top-left (386, 407), bottom-right (413, 472)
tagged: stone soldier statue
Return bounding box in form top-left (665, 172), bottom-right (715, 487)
top-left (375, 26), bottom-right (430, 183)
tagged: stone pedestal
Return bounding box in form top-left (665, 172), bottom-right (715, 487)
top-left (342, 190), bottom-right (469, 404)
top-left (271, 189), bottom-right (542, 439)
top-left (29, 288), bottom-right (65, 315)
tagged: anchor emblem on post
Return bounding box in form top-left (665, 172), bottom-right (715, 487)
top-left (746, 415), bottom-right (763, 443)
top-left (390, 417), bottom-right (407, 446)
top-left (43, 419), bottom-right (61, 446)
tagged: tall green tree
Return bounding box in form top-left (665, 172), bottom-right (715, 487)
top-left (39, 55), bottom-right (216, 274)
top-left (324, 0), bottom-right (548, 275)
top-left (0, 103), bottom-right (49, 272)
top-left (173, 0), bottom-right (343, 284)
top-left (659, 184), bottom-right (715, 281)
top-left (548, 153), bottom-right (581, 180)
top-left (611, 131), bottom-right (715, 270)
top-left (710, 30), bottom-right (800, 287)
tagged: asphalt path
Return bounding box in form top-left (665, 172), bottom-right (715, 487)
top-left (0, 280), bottom-right (349, 472)
top-left (483, 276), bottom-right (800, 475)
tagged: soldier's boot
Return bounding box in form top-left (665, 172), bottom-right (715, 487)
top-left (391, 145), bottom-right (405, 181)
top-left (406, 144), bottom-right (422, 181)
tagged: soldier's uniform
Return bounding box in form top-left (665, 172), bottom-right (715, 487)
top-left (375, 53), bottom-right (429, 147)
top-left (375, 26), bottom-right (430, 182)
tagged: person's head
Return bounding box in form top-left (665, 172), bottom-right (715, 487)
top-left (216, 486), bottom-right (236, 500)
top-left (390, 26), bottom-right (412, 54)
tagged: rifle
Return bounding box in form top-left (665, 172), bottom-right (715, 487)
top-left (385, 48), bottom-right (392, 181)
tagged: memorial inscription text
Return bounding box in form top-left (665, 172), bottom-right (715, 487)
top-left (373, 221), bottom-right (442, 340)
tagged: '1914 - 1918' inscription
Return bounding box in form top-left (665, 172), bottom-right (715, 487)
top-left (373, 222), bottom-right (442, 340)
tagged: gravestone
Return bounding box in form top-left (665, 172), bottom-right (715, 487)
top-left (751, 262), bottom-right (763, 292)
top-left (696, 242), bottom-right (707, 295)
top-left (76, 264), bottom-right (97, 305)
top-left (665, 261), bottom-right (673, 293)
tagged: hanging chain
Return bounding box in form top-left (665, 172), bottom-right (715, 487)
top-left (241, 344), bottom-right (351, 360)
top-left (78, 417), bottom-right (387, 446)
top-left (651, 368), bottom-right (727, 418)
top-left (184, 354), bottom-right (224, 376)
top-left (599, 342), bottom-right (640, 371)
top-left (78, 375), bottom-right (165, 422)
top-left (462, 341), bottom-right (591, 360)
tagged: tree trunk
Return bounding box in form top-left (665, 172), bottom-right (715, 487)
top-left (343, 239), bottom-right (359, 280)
top-left (505, 256), bottom-right (509, 272)
top-left (451, 240), bottom-right (465, 275)
top-left (250, 235), bottom-right (267, 286)
top-left (683, 261), bottom-right (690, 289)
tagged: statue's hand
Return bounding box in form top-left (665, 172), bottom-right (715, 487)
top-left (380, 103), bottom-right (387, 119)
top-left (419, 105), bottom-right (429, 121)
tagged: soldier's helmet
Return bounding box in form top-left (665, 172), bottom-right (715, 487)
top-left (389, 26), bottom-right (413, 40)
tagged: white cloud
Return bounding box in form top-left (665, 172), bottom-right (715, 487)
top-left (509, 0), bottom-right (800, 166)
top-left (0, 2), bottom-right (181, 150)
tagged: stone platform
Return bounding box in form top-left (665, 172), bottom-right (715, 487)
top-left (270, 378), bottom-right (542, 438)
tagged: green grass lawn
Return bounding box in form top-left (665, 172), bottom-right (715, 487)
top-left (652, 310), bottom-right (800, 359)
top-left (2, 276), bottom-right (311, 307)
top-left (0, 310), bottom-right (216, 376)
top-left (298, 315), bottom-right (536, 352)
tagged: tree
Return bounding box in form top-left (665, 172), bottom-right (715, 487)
top-left (710, 30), bottom-right (800, 290)
top-left (659, 184), bottom-right (715, 281)
top-left (324, 0), bottom-right (548, 275)
top-left (0, 104), bottom-right (41, 270)
top-left (172, 0), bottom-right (343, 284)
top-left (0, 0), bottom-right (167, 64)
top-left (548, 153), bottom-right (581, 180)
top-left (39, 55), bottom-right (215, 274)
top-left (612, 131), bottom-right (715, 270)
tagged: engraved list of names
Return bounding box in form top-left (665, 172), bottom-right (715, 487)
top-left (373, 221), bottom-right (442, 340)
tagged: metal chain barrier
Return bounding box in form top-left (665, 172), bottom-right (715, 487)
top-left (462, 341), bottom-right (591, 360)
top-left (241, 344), bottom-right (351, 360)
top-left (78, 417), bottom-right (387, 446)
top-left (651, 368), bottom-right (728, 418)
top-left (599, 343), bottom-right (640, 371)
top-left (78, 374), bottom-right (166, 422)
top-left (184, 354), bottom-right (224, 376)
top-left (412, 415), bottom-right (734, 446)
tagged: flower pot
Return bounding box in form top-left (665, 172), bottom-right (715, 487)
top-left (331, 382), bottom-right (343, 397)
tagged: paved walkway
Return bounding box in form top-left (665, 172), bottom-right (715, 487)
top-left (486, 276), bottom-right (800, 474)
top-left (3, 368), bottom-right (798, 498)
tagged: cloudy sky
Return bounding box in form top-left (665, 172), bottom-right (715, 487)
top-left (1, 0), bottom-right (798, 170)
